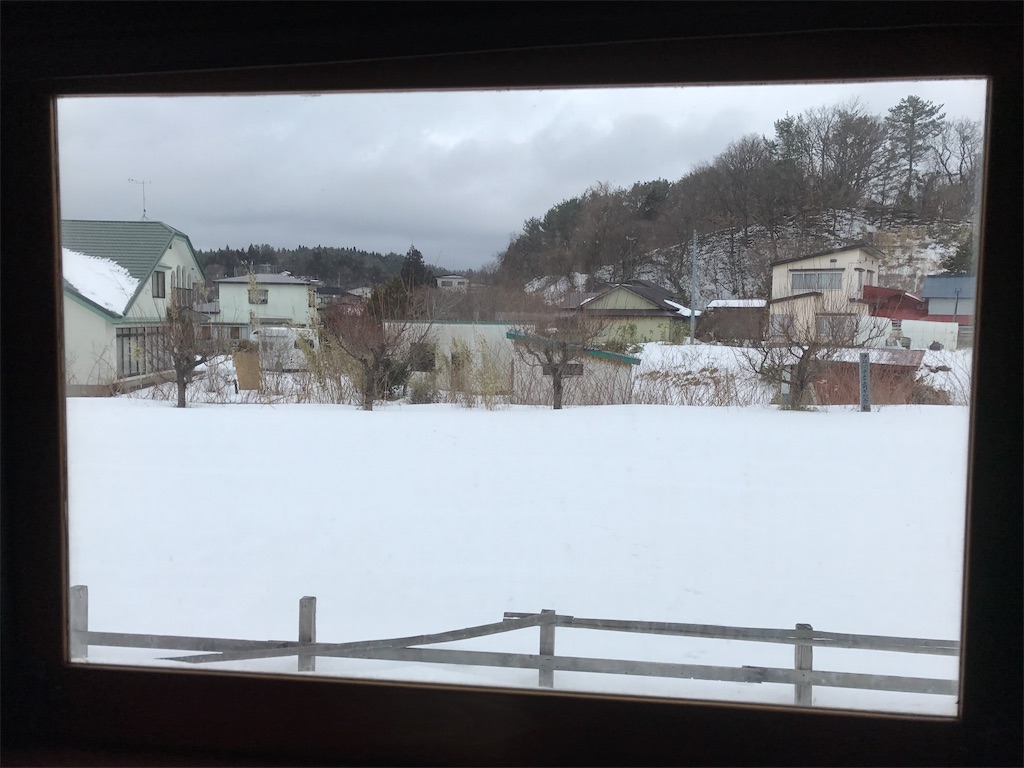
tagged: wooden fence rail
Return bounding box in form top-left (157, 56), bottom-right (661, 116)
top-left (69, 586), bottom-right (959, 705)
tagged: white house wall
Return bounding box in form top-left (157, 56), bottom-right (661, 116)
top-left (771, 247), bottom-right (881, 304)
top-left (900, 319), bottom-right (960, 350)
top-left (124, 237), bottom-right (204, 322)
top-left (510, 352), bottom-right (634, 407)
top-left (63, 295), bottom-right (116, 391)
top-left (399, 322), bottom-right (519, 391)
top-left (926, 297), bottom-right (976, 318)
top-left (393, 321), bottom-right (635, 406)
top-left (217, 282), bottom-right (316, 327)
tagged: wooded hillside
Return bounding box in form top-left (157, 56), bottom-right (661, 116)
top-left (494, 94), bottom-right (980, 301)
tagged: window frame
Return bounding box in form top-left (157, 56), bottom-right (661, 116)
top-left (248, 287), bottom-right (269, 305)
top-left (791, 269), bottom-right (844, 291)
top-left (2, 5), bottom-right (1020, 766)
top-left (814, 312), bottom-right (857, 339)
top-left (769, 313), bottom-right (795, 338)
top-left (409, 341), bottom-right (437, 373)
top-left (151, 269), bottom-right (166, 298)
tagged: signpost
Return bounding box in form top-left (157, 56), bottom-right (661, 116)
top-left (859, 352), bottom-right (871, 412)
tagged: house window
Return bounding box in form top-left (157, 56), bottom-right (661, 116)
top-left (769, 313), bottom-right (794, 337)
top-left (248, 288), bottom-right (269, 304)
top-left (152, 270), bottom-right (166, 298)
top-left (866, 270), bottom-right (875, 286)
top-left (173, 286), bottom-right (194, 307)
top-left (410, 342), bottom-right (436, 372)
top-left (791, 269), bottom-right (843, 291)
top-left (441, 280), bottom-right (453, 287)
top-left (115, 326), bottom-right (170, 377)
top-left (815, 313), bottom-right (857, 340)
top-left (230, 326), bottom-right (241, 340)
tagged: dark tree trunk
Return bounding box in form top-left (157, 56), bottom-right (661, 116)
top-left (361, 361), bottom-right (374, 411)
top-left (552, 370), bottom-right (563, 410)
top-left (789, 351), bottom-right (814, 410)
top-left (176, 371), bottom-right (187, 408)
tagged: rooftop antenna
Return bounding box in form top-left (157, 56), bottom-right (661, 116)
top-left (128, 178), bottom-right (151, 220)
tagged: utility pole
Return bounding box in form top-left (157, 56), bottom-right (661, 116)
top-left (625, 236), bottom-right (636, 283)
top-left (689, 230), bottom-right (698, 345)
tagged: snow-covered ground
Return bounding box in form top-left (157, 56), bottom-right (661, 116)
top-left (66, 394), bottom-right (971, 715)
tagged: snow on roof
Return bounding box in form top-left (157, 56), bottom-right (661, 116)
top-left (217, 273), bottom-right (313, 285)
top-left (663, 299), bottom-right (701, 317)
top-left (62, 247), bottom-right (140, 316)
top-left (706, 299), bottom-right (767, 309)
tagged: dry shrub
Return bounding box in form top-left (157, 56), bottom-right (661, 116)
top-left (911, 379), bottom-right (953, 405)
top-left (631, 346), bottom-right (769, 407)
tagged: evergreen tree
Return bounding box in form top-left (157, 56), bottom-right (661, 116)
top-left (367, 275), bottom-right (409, 320)
top-left (400, 245), bottom-right (434, 289)
top-left (884, 95), bottom-right (946, 208)
top-left (939, 239), bottom-right (973, 275)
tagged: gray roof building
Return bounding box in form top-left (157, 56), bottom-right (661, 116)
top-left (921, 275), bottom-right (976, 299)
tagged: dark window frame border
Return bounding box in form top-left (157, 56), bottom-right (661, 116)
top-left (2, 5), bottom-right (1020, 766)
top-left (151, 269), bottom-right (166, 299)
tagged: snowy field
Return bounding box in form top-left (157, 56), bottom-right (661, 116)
top-left (66, 393), bottom-right (971, 716)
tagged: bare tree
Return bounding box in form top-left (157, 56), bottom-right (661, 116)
top-left (164, 290), bottom-right (215, 408)
top-left (743, 292), bottom-right (890, 410)
top-left (315, 284), bottom-right (435, 411)
top-left (509, 310), bottom-right (611, 410)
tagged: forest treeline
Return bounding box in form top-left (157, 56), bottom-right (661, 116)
top-left (196, 243), bottom-right (417, 288)
top-left (493, 95), bottom-right (981, 298)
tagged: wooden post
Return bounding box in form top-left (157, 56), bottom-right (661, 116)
top-left (794, 622), bottom-right (813, 706)
top-left (859, 351), bottom-right (871, 412)
top-left (538, 609), bottom-right (556, 688)
top-left (298, 596), bottom-right (316, 672)
top-left (70, 585), bottom-right (88, 660)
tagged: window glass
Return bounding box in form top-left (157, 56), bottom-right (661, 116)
top-left (152, 270), bottom-right (166, 297)
top-left (792, 270), bottom-right (843, 291)
top-left (59, 80), bottom-right (985, 715)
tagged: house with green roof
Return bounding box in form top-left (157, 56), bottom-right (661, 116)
top-left (61, 219), bottom-right (209, 395)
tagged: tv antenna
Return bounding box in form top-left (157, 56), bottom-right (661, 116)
top-left (128, 178), bottom-right (151, 220)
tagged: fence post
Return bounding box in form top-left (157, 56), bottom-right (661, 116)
top-left (70, 585), bottom-right (89, 660)
top-left (794, 623), bottom-right (813, 706)
top-left (298, 596), bottom-right (316, 672)
top-left (538, 609), bottom-right (556, 688)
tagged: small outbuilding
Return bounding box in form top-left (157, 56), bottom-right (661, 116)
top-left (697, 299), bottom-right (767, 343)
top-left (814, 348), bottom-right (926, 406)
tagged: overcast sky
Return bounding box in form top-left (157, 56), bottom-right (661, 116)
top-left (57, 79), bottom-right (986, 271)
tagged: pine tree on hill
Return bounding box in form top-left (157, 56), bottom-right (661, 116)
top-left (885, 95), bottom-right (946, 209)
top-left (400, 245), bottom-right (435, 289)
top-left (939, 239), bottom-right (973, 275)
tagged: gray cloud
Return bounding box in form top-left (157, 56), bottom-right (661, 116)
top-left (57, 81), bottom-right (987, 270)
